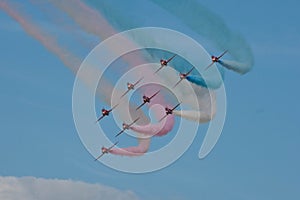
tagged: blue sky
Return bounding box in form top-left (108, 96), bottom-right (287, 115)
top-left (0, 0), bottom-right (299, 199)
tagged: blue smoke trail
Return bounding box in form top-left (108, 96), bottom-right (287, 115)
top-left (87, 0), bottom-right (226, 89)
top-left (87, 0), bottom-right (252, 84)
top-left (187, 75), bottom-right (222, 89)
top-left (149, 0), bottom-right (254, 74)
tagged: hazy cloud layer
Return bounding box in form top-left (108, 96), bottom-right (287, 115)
top-left (0, 176), bottom-right (139, 200)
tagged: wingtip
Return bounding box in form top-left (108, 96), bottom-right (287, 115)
top-left (204, 65), bottom-right (211, 71)
top-left (115, 131), bottom-right (122, 137)
top-left (173, 81), bottom-right (180, 88)
top-left (158, 115), bottom-right (167, 122)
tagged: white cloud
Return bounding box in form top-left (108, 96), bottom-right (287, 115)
top-left (0, 176), bottom-right (139, 200)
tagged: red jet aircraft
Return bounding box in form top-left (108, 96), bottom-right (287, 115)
top-left (159, 102), bottom-right (181, 122)
top-left (95, 104), bottom-right (119, 123)
top-left (204, 50), bottom-right (228, 70)
top-left (115, 117), bottom-right (140, 137)
top-left (173, 66), bottom-right (195, 88)
top-left (136, 90), bottom-right (160, 110)
top-left (154, 54), bottom-right (176, 74)
top-left (94, 141), bottom-right (119, 161)
top-left (120, 77), bottom-right (144, 98)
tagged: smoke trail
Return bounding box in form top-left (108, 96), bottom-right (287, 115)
top-left (173, 110), bottom-right (214, 123)
top-left (49, 0), bottom-right (181, 156)
top-left (50, 0), bottom-right (114, 39)
top-left (93, 0), bottom-right (253, 74)
top-left (49, 0), bottom-right (148, 68)
top-left (153, 66), bottom-right (216, 112)
top-left (130, 116), bottom-right (174, 137)
top-left (81, 5), bottom-right (223, 91)
top-left (108, 83), bottom-right (176, 155)
top-left (49, 0), bottom-right (202, 135)
top-left (49, 0), bottom-right (219, 99)
top-left (54, 1), bottom-right (217, 127)
top-left (3, 0), bottom-right (217, 157)
top-left (0, 0), bottom-right (149, 123)
top-left (186, 75), bottom-right (222, 89)
top-left (149, 0), bottom-right (254, 73)
top-left (0, 1), bottom-right (156, 157)
top-left (56, 1), bottom-right (153, 70)
top-left (130, 101), bottom-right (175, 137)
top-left (124, 86), bottom-right (176, 138)
top-left (109, 138), bottom-right (150, 156)
top-left (0, 0), bottom-right (97, 91)
top-left (0, 1), bottom-right (80, 73)
top-left (218, 60), bottom-right (249, 74)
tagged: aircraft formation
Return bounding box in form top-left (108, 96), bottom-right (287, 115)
top-left (95, 51), bottom-right (228, 160)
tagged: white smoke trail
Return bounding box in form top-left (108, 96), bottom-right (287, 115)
top-left (173, 110), bottom-right (214, 123)
top-left (218, 60), bottom-right (250, 75)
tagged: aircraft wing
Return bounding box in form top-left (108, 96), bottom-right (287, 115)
top-left (116, 117), bottom-right (139, 137)
top-left (166, 54), bottom-right (176, 63)
top-left (159, 103), bottom-right (180, 122)
top-left (108, 141), bottom-right (119, 150)
top-left (217, 50), bottom-right (228, 59)
top-left (158, 114), bottom-right (168, 122)
top-left (134, 77), bottom-right (144, 86)
top-left (115, 129), bottom-right (125, 137)
top-left (95, 115), bottom-right (105, 123)
top-left (173, 79), bottom-right (184, 88)
top-left (186, 66), bottom-right (195, 76)
top-left (171, 102), bottom-right (181, 111)
top-left (204, 62), bottom-right (214, 71)
top-left (136, 102), bottom-right (146, 110)
top-left (120, 89), bottom-right (130, 98)
top-left (94, 152), bottom-right (105, 161)
top-left (128, 117), bottom-right (140, 126)
top-left (109, 103), bottom-right (119, 112)
top-left (94, 142), bottom-right (119, 160)
top-left (150, 90), bottom-right (160, 99)
top-left (154, 65), bottom-right (165, 74)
